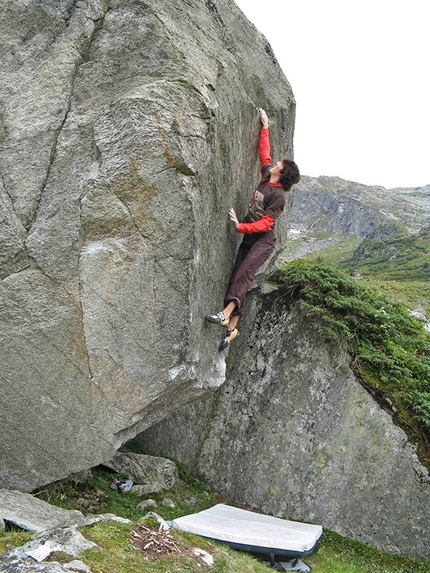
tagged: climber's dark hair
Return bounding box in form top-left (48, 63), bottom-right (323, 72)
top-left (280, 159), bottom-right (300, 191)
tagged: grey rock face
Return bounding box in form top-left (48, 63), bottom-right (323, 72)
top-left (63, 562), bottom-right (92, 573)
top-left (0, 557), bottom-right (74, 573)
top-left (105, 452), bottom-right (178, 493)
top-left (161, 497), bottom-right (175, 508)
top-left (131, 485), bottom-right (152, 497)
top-left (139, 286), bottom-right (430, 558)
top-left (0, 489), bottom-right (132, 572)
top-left (0, 490), bottom-right (87, 532)
top-left (11, 527), bottom-right (97, 563)
top-left (1, 527), bottom-right (97, 572)
top-left (0, 0), bottom-right (296, 491)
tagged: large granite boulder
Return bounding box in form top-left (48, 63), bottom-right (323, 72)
top-left (138, 283), bottom-right (430, 558)
top-left (0, 0), bottom-right (296, 491)
top-left (0, 488), bottom-right (131, 533)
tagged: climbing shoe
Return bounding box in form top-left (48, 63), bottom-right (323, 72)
top-left (219, 328), bottom-right (238, 350)
top-left (205, 311), bottom-right (229, 326)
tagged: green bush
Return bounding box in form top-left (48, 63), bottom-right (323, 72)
top-left (279, 260), bottom-right (430, 466)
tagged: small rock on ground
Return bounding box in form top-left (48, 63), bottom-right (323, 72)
top-left (136, 499), bottom-right (158, 512)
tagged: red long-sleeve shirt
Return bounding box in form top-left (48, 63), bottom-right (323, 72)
top-left (236, 128), bottom-right (285, 235)
top-left (258, 127), bottom-right (272, 168)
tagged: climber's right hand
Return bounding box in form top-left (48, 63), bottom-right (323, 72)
top-left (259, 108), bottom-right (269, 128)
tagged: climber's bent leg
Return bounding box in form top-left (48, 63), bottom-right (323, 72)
top-left (224, 231), bottom-right (276, 316)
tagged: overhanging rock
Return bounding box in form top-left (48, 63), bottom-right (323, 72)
top-left (0, 0), bottom-right (296, 491)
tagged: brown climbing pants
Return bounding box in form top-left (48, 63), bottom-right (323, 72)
top-left (224, 230), bottom-right (276, 316)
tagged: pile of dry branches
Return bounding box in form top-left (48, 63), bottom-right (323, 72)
top-left (131, 522), bottom-right (186, 559)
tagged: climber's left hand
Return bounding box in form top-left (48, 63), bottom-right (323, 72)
top-left (228, 207), bottom-right (239, 229)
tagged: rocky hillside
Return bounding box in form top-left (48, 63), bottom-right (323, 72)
top-left (282, 175), bottom-right (430, 261)
top-left (0, 0), bottom-right (296, 492)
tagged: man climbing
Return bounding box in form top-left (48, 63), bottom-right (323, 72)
top-left (205, 108), bottom-right (300, 350)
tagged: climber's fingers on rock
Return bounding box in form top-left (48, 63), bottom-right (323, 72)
top-left (228, 207), bottom-right (237, 221)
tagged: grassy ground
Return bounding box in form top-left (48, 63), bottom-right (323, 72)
top-left (81, 521), bottom-right (272, 573)
top-left (304, 237), bottom-right (359, 265)
top-left (308, 531), bottom-right (429, 573)
top-left (304, 230), bottom-right (430, 314)
top-left (347, 276), bottom-right (430, 315)
top-left (280, 235), bottom-right (359, 264)
top-left (0, 530), bottom-right (32, 555)
top-left (2, 457), bottom-right (429, 572)
top-left (33, 463), bottom-right (220, 523)
top-left (79, 523), bottom-right (430, 573)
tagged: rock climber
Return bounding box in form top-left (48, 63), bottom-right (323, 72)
top-left (205, 108), bottom-right (300, 350)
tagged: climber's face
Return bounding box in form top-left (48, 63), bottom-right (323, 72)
top-left (270, 161), bottom-right (283, 177)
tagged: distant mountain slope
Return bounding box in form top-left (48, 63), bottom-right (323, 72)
top-left (281, 176), bottom-right (430, 264)
top-left (288, 175), bottom-right (430, 238)
top-left (283, 177), bottom-right (430, 316)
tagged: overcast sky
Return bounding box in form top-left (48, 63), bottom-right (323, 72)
top-left (234, 0), bottom-right (430, 189)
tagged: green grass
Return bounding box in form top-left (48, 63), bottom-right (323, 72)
top-left (80, 523), bottom-right (430, 573)
top-left (0, 529), bottom-right (32, 554)
top-left (338, 230), bottom-right (430, 313)
top-left (308, 531), bottom-right (429, 573)
top-left (305, 237), bottom-right (360, 265)
top-left (350, 277), bottom-right (430, 315)
top-left (81, 521), bottom-right (271, 573)
top-left (33, 462), bottom-right (218, 523)
top-left (341, 230), bottom-right (430, 280)
top-left (305, 230), bottom-right (430, 314)
top-left (281, 237), bottom-right (307, 256)
top-left (282, 235), bottom-right (359, 262)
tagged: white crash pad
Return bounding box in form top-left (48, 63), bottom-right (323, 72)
top-left (172, 504), bottom-right (322, 554)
